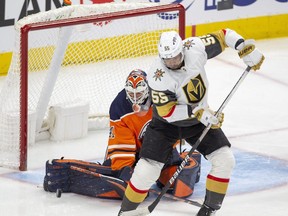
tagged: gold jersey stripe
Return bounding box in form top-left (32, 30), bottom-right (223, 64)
top-left (155, 101), bottom-right (177, 117)
top-left (210, 30), bottom-right (227, 51)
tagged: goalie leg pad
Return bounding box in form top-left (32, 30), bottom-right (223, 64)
top-left (173, 157), bottom-right (200, 198)
top-left (52, 158), bottom-right (115, 176)
top-left (43, 159), bottom-right (130, 199)
top-left (43, 160), bottom-right (71, 192)
top-left (191, 151), bottom-right (201, 183)
top-left (157, 151), bottom-right (201, 198)
top-left (68, 166), bottom-right (127, 199)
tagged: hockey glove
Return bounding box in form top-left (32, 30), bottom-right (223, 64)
top-left (193, 107), bottom-right (224, 129)
top-left (237, 39), bottom-right (265, 71)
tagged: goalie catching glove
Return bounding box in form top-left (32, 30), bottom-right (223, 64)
top-left (237, 39), bottom-right (265, 71)
top-left (193, 107), bottom-right (224, 129)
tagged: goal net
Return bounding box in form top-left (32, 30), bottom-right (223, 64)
top-left (0, 2), bottom-right (185, 171)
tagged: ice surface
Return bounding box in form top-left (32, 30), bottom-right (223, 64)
top-left (0, 37), bottom-right (288, 216)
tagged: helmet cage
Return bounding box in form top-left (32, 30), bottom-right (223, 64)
top-left (125, 69), bottom-right (149, 105)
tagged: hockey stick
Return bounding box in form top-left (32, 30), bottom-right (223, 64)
top-left (45, 161), bottom-right (201, 205)
top-left (120, 66), bottom-right (252, 216)
top-left (70, 165), bottom-right (127, 198)
top-left (54, 164), bottom-right (202, 206)
top-left (72, 165), bottom-right (202, 206)
top-left (149, 189), bottom-right (202, 207)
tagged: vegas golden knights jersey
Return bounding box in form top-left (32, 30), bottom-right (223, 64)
top-left (147, 29), bottom-right (228, 127)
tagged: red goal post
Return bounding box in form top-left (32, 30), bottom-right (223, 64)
top-left (0, 3), bottom-right (185, 171)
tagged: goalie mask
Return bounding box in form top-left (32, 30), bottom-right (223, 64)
top-left (125, 69), bottom-right (149, 108)
top-left (158, 31), bottom-right (184, 69)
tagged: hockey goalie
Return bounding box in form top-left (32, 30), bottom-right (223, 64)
top-left (43, 69), bottom-right (201, 200)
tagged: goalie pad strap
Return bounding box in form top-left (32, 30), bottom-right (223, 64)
top-left (52, 159), bottom-right (115, 176)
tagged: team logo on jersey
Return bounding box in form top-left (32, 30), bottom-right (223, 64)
top-left (182, 74), bottom-right (206, 103)
top-left (183, 39), bottom-right (195, 50)
top-left (153, 69), bottom-right (165, 81)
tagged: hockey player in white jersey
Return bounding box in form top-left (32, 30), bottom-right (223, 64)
top-left (118, 29), bottom-right (264, 216)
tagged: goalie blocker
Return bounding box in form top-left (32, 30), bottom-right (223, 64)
top-left (43, 152), bottom-right (201, 199)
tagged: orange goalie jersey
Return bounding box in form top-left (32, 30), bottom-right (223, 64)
top-left (105, 89), bottom-right (152, 171)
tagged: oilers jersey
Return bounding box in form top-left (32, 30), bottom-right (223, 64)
top-left (105, 89), bottom-right (152, 171)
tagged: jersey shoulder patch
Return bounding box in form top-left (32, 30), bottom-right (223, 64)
top-left (147, 63), bottom-right (175, 92)
top-left (183, 37), bottom-right (205, 52)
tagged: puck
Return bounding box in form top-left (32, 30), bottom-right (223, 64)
top-left (56, 189), bottom-right (62, 198)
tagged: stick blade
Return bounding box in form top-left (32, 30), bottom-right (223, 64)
top-left (120, 207), bottom-right (150, 216)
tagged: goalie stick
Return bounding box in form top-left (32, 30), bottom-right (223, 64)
top-left (149, 189), bottom-right (202, 207)
top-left (120, 66), bottom-right (252, 216)
top-left (72, 166), bottom-right (203, 206)
top-left (70, 165), bottom-right (127, 198)
top-left (47, 164), bottom-right (202, 206)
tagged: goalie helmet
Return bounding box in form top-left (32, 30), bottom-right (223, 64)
top-left (125, 69), bottom-right (149, 106)
top-left (158, 31), bottom-right (184, 67)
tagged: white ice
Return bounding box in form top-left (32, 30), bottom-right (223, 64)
top-left (0, 37), bottom-right (288, 216)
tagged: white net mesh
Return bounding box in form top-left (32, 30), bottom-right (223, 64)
top-left (0, 3), bottom-right (182, 170)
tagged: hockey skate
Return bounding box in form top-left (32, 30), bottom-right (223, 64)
top-left (196, 204), bottom-right (216, 216)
